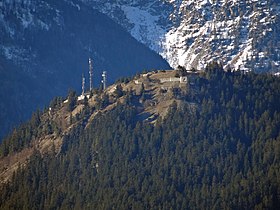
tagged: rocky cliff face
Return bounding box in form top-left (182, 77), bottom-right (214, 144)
top-left (85, 0), bottom-right (280, 72)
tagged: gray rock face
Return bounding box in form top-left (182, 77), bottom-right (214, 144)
top-left (85, 0), bottom-right (280, 72)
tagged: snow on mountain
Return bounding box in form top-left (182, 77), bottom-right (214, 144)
top-left (0, 0), bottom-right (62, 72)
top-left (0, 0), bottom-right (169, 140)
top-left (2, 0), bottom-right (279, 73)
top-left (121, 5), bottom-right (166, 54)
top-left (84, 0), bottom-right (280, 72)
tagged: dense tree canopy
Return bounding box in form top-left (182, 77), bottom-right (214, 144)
top-left (0, 66), bottom-right (280, 209)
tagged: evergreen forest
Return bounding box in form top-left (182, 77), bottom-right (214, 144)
top-left (0, 65), bottom-right (280, 209)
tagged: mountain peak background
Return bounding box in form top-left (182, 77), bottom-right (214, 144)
top-left (84, 0), bottom-right (280, 72)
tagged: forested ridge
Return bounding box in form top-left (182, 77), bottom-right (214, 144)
top-left (0, 65), bottom-right (280, 209)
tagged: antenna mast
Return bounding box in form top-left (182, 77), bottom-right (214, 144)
top-left (101, 71), bottom-right (107, 90)
top-left (82, 74), bottom-right (85, 96)
top-left (89, 58), bottom-right (93, 91)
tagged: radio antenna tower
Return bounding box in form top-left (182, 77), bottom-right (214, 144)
top-left (82, 74), bottom-right (85, 96)
top-left (89, 58), bottom-right (93, 91)
top-left (101, 71), bottom-right (107, 90)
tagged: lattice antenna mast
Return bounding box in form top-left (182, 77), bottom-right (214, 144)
top-left (101, 71), bottom-right (107, 90)
top-left (89, 58), bottom-right (93, 91)
top-left (82, 74), bottom-right (85, 96)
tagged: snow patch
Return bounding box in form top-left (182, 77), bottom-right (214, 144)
top-left (21, 11), bottom-right (34, 29)
top-left (70, 1), bottom-right (81, 11)
top-left (121, 5), bottom-right (166, 53)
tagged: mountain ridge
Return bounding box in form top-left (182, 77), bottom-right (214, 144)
top-left (0, 68), bottom-right (193, 184)
top-left (0, 0), bottom-right (169, 140)
top-left (83, 0), bottom-right (280, 72)
top-left (0, 65), bottom-right (280, 209)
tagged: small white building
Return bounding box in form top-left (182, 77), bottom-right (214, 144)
top-left (180, 76), bottom-right (188, 83)
top-left (160, 76), bottom-right (188, 84)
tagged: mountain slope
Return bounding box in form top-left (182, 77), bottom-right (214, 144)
top-left (0, 0), bottom-right (169, 139)
top-left (84, 0), bottom-right (280, 72)
top-left (0, 66), bottom-right (280, 209)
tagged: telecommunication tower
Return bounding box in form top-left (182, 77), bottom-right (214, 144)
top-left (101, 71), bottom-right (107, 90)
top-left (89, 58), bottom-right (93, 91)
top-left (82, 74), bottom-right (85, 96)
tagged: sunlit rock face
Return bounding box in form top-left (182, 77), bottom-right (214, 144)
top-left (87, 0), bottom-right (280, 72)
